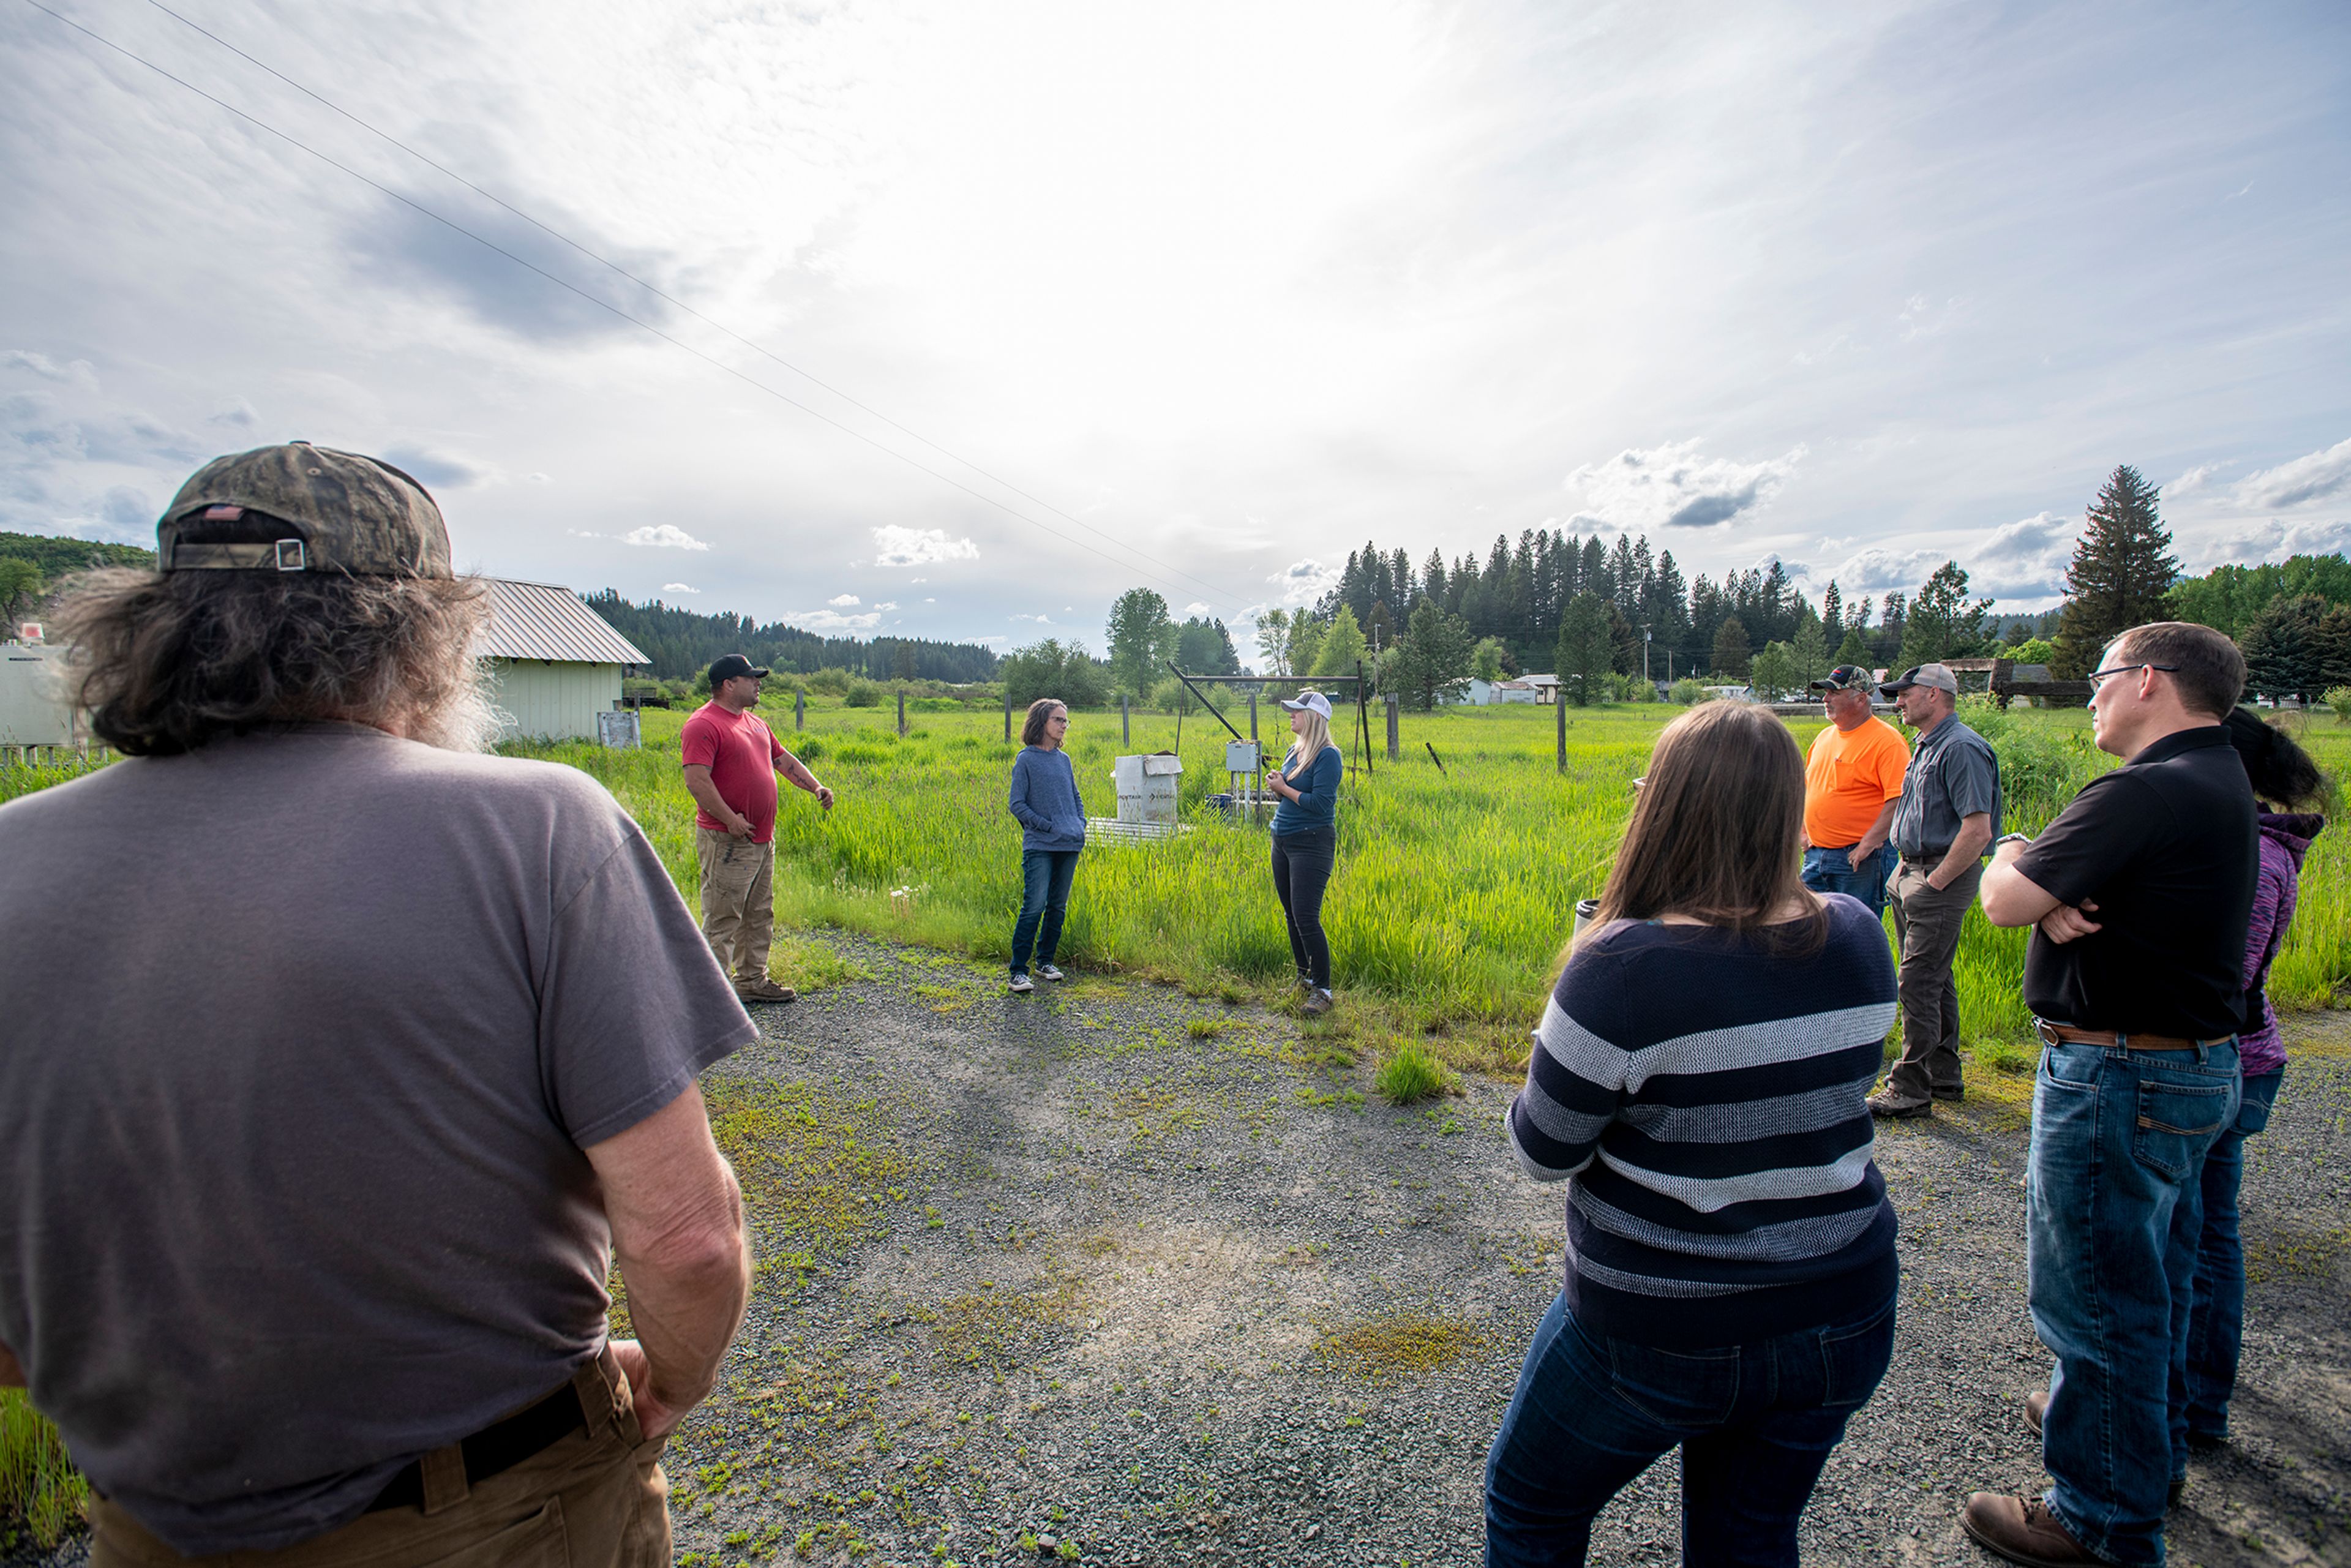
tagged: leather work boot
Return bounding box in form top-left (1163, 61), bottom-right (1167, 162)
top-left (1960, 1495), bottom-right (2101, 1566)
top-left (1932, 1084), bottom-right (1967, 1101)
top-left (1867, 1089), bottom-right (1933, 1119)
top-left (736, 977), bottom-right (797, 1003)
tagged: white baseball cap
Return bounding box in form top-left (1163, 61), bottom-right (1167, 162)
top-left (1279, 690), bottom-right (1333, 719)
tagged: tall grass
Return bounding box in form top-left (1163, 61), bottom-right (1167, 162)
top-left (1, 1389), bottom-right (87, 1549)
top-left (520, 696), bottom-right (2351, 1050)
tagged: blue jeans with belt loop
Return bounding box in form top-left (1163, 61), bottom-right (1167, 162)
top-left (2184, 1068), bottom-right (2284, 1443)
top-left (2028, 1033), bottom-right (2240, 1566)
top-left (1800, 844), bottom-right (1892, 918)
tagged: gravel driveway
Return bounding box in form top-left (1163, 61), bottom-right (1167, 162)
top-left (13, 937), bottom-right (2345, 1567)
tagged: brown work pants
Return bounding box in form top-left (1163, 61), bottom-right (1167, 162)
top-left (696, 826), bottom-right (774, 987)
top-left (1885, 857), bottom-right (1983, 1105)
top-left (89, 1349), bottom-right (670, 1568)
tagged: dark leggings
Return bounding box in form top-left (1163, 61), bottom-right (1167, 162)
top-left (1270, 826), bottom-right (1335, 988)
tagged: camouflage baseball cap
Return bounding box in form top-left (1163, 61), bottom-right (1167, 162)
top-left (157, 443), bottom-right (451, 577)
top-left (1809, 664), bottom-right (1874, 692)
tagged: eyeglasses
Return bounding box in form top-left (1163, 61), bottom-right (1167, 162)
top-left (2086, 662), bottom-right (2180, 691)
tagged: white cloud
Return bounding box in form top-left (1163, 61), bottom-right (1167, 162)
top-left (660, 582), bottom-right (700, 594)
top-left (2166, 462), bottom-right (2225, 496)
top-left (787, 607), bottom-right (883, 631)
top-left (208, 397), bottom-right (260, 429)
top-left (1824, 546), bottom-right (1943, 595)
top-left (1, 350), bottom-right (97, 390)
top-left (2184, 516), bottom-right (2351, 572)
top-left (827, 593), bottom-right (861, 606)
top-left (623, 524), bottom-right (710, 550)
top-left (1968, 511), bottom-right (2077, 598)
top-left (1011, 612), bottom-right (1052, 623)
top-left (874, 601), bottom-right (899, 610)
top-left (1564, 439), bottom-right (1807, 531)
top-left (1182, 601), bottom-right (1210, 616)
top-left (1270, 558), bottom-right (1338, 605)
top-left (872, 525), bottom-right (979, 567)
top-left (1897, 294), bottom-right (1964, 341)
top-left (2235, 437), bottom-right (2351, 509)
top-left (525, 471), bottom-right (552, 484)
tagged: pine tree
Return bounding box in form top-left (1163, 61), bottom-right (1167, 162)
top-left (2052, 465), bottom-right (2180, 677)
top-left (1791, 614), bottom-right (1829, 688)
top-left (1900, 561), bottom-right (1993, 667)
top-left (1821, 581), bottom-right (1844, 643)
top-left (1711, 616), bottom-right (1752, 678)
top-left (1393, 601), bottom-right (1475, 710)
top-left (1834, 627), bottom-right (1872, 666)
top-left (1555, 592), bottom-right (1614, 707)
top-left (2240, 593), bottom-right (2327, 703)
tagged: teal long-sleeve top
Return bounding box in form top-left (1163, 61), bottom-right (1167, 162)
top-left (1271, 744), bottom-right (1343, 835)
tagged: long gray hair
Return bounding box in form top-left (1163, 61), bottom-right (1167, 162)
top-left (56, 568), bottom-right (496, 755)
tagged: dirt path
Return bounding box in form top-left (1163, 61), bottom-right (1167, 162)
top-left (14, 940), bottom-right (2345, 1567)
top-left (656, 938), bottom-right (2351, 1568)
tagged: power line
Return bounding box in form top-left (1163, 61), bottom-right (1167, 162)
top-left (17, 0), bottom-right (1261, 621)
top-left (135, 0), bottom-right (1258, 615)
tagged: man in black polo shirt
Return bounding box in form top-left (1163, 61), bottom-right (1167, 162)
top-left (1959, 622), bottom-right (2256, 1568)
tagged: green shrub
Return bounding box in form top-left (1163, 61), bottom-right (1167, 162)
top-left (1374, 1040), bottom-right (1452, 1103)
top-left (844, 679), bottom-right (883, 708)
top-left (2324, 686), bottom-right (2351, 724)
top-left (804, 667), bottom-right (854, 697)
top-left (1668, 677), bottom-right (1708, 705)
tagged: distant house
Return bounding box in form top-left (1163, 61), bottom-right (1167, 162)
top-left (1493, 679), bottom-right (1538, 703)
top-left (1702, 685), bottom-right (1757, 703)
top-left (1523, 673), bottom-right (1562, 705)
top-left (479, 580), bottom-right (650, 741)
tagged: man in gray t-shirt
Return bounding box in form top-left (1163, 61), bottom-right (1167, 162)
top-left (0, 445), bottom-right (756, 1566)
top-left (1870, 662), bottom-right (2004, 1118)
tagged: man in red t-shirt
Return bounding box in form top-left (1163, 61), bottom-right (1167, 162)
top-left (680, 655), bottom-right (833, 1003)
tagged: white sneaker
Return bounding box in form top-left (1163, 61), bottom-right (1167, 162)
top-left (1037, 963), bottom-right (1065, 983)
top-left (1008, 972), bottom-right (1034, 994)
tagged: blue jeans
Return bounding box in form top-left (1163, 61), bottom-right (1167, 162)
top-left (1485, 1289), bottom-right (1895, 1566)
top-left (1009, 849), bottom-right (1079, 975)
top-left (2183, 1068), bottom-right (2283, 1444)
top-left (2028, 1037), bottom-right (2240, 1566)
top-left (1800, 844), bottom-right (1891, 918)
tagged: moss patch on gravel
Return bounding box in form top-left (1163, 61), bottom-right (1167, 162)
top-left (1314, 1310), bottom-right (1490, 1380)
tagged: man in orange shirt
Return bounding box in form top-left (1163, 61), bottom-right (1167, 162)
top-left (1799, 664), bottom-right (1908, 918)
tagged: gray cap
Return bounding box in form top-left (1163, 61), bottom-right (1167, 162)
top-left (1880, 662), bottom-right (1959, 697)
top-left (157, 443), bottom-right (451, 577)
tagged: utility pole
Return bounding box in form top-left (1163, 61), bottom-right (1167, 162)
top-left (1641, 625), bottom-right (1652, 687)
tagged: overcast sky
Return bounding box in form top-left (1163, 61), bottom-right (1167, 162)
top-left (5, 0), bottom-right (2348, 653)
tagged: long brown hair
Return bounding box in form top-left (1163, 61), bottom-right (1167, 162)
top-left (1021, 698), bottom-right (1067, 748)
top-left (1592, 701), bottom-right (1824, 951)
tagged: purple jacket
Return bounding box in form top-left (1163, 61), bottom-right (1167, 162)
top-left (2238, 811), bottom-right (2324, 1076)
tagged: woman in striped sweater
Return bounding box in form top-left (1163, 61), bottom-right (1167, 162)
top-left (1487, 700), bottom-right (1900, 1568)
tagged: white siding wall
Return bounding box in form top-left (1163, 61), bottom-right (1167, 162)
top-left (486, 659), bottom-right (621, 741)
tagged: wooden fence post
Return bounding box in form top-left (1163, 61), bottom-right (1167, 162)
top-left (795, 689), bottom-right (806, 732)
top-left (1248, 691), bottom-right (1258, 741)
top-left (1556, 693), bottom-right (1566, 773)
top-left (896, 691), bottom-right (907, 737)
top-left (1385, 694), bottom-right (1400, 762)
top-left (1003, 688), bottom-right (1011, 743)
top-left (1121, 694), bottom-right (1131, 748)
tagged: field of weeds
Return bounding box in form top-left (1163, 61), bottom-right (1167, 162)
top-left (516, 697), bottom-right (2351, 1076)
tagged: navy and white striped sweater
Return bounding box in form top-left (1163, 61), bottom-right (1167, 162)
top-left (1507, 894), bottom-right (1900, 1348)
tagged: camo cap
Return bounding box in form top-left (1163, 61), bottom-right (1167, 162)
top-left (157, 443), bottom-right (451, 577)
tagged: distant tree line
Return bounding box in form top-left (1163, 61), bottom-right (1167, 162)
top-left (0, 532), bottom-right (157, 628)
top-left (580, 590), bottom-right (1002, 683)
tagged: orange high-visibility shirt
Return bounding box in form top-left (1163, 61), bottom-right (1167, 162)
top-left (1804, 714), bottom-right (1910, 848)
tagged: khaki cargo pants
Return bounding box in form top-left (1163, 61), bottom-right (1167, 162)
top-left (89, 1347), bottom-right (671, 1567)
top-left (696, 827), bottom-right (774, 988)
top-left (1886, 857), bottom-right (1984, 1105)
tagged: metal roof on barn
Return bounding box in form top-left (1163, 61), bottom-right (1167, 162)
top-left (478, 579), bottom-right (649, 666)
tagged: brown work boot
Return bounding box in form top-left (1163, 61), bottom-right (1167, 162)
top-left (1960, 1494), bottom-right (2100, 1566)
top-left (2025, 1390), bottom-right (2048, 1435)
top-left (736, 977), bottom-right (797, 1003)
top-left (1867, 1089), bottom-right (1933, 1119)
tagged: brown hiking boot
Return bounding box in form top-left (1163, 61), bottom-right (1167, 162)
top-left (2025, 1390), bottom-right (2048, 1435)
top-left (1867, 1089), bottom-right (1933, 1119)
top-left (736, 977), bottom-right (797, 1003)
top-left (1960, 1494), bottom-right (2100, 1567)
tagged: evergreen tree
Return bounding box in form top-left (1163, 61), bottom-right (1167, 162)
top-left (1608, 600), bottom-right (1641, 675)
top-left (1580, 537), bottom-right (1608, 607)
top-left (1175, 615), bottom-right (1241, 675)
top-left (2320, 603), bottom-right (2351, 692)
top-left (1790, 613), bottom-right (1829, 688)
top-left (1900, 561), bottom-right (1993, 667)
top-left (1711, 615), bottom-right (1752, 678)
top-left (1422, 549), bottom-right (1449, 616)
top-left (1648, 549), bottom-right (1690, 660)
top-left (1821, 581), bottom-right (1844, 643)
top-left (1750, 641), bottom-right (1802, 701)
top-left (2053, 465), bottom-right (2180, 677)
top-left (1834, 626), bottom-right (1872, 666)
top-left (1554, 592), bottom-right (1614, 707)
top-left (1392, 601), bottom-right (1475, 710)
top-left (1874, 591), bottom-right (1908, 667)
top-left (2240, 593), bottom-right (2328, 703)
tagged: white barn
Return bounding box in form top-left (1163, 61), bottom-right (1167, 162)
top-left (479, 580), bottom-right (650, 742)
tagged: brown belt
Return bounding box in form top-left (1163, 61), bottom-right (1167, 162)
top-left (2033, 1021), bottom-right (2232, 1052)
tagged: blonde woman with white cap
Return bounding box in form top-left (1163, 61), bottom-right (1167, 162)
top-left (1264, 689), bottom-right (1344, 1015)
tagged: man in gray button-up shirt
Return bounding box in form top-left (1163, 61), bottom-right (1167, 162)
top-left (1872, 663), bottom-right (2003, 1117)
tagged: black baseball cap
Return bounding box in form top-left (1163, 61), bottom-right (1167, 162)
top-left (1809, 664), bottom-right (1873, 692)
top-left (708, 654), bottom-right (770, 686)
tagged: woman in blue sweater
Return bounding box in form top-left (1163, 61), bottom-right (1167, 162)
top-left (1005, 699), bottom-right (1085, 994)
top-left (1488, 700), bottom-right (1899, 1567)
top-left (1265, 690), bottom-right (1344, 1016)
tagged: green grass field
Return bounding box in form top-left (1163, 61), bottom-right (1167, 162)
top-left (512, 696), bottom-right (2351, 1070)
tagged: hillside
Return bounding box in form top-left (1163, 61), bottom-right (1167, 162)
top-left (581, 590), bottom-right (999, 683)
top-left (0, 531), bottom-right (157, 576)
